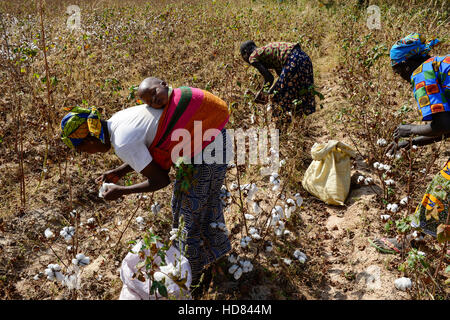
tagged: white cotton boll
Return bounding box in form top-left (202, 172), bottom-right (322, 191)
top-left (272, 184), bottom-right (280, 192)
top-left (153, 271), bottom-right (165, 282)
top-left (294, 250), bottom-right (307, 263)
top-left (72, 254), bottom-right (90, 267)
top-left (272, 205), bottom-right (284, 218)
top-left (377, 138), bottom-right (387, 146)
top-left (63, 274), bottom-right (80, 290)
top-left (210, 222), bottom-right (217, 229)
top-left (294, 193), bottom-right (303, 207)
top-left (251, 233), bottom-right (261, 240)
top-left (364, 177), bottom-right (373, 185)
top-left (279, 159), bottom-right (286, 167)
top-left (229, 182), bottom-right (238, 191)
top-left (383, 164), bottom-right (391, 171)
top-left (87, 217), bottom-right (95, 224)
top-left (33, 274), bottom-right (40, 280)
top-left (384, 179), bottom-right (395, 186)
top-left (270, 213), bottom-right (280, 226)
top-left (249, 227), bottom-right (257, 235)
top-left (389, 204), bottom-right (399, 213)
top-left (233, 267), bottom-right (243, 280)
top-left (170, 234), bottom-right (177, 241)
top-left (357, 175), bottom-right (365, 184)
top-left (283, 258), bottom-right (292, 265)
top-left (250, 114), bottom-right (255, 124)
top-left (252, 202), bottom-right (262, 215)
top-left (60, 226), bottom-right (75, 242)
top-left (386, 153), bottom-right (394, 159)
top-left (284, 206), bottom-right (293, 219)
top-left (394, 277), bottom-right (412, 291)
top-left (269, 148), bottom-right (277, 156)
top-left (380, 214), bottom-right (391, 221)
top-left (286, 198), bottom-right (296, 208)
top-left (240, 239), bottom-right (249, 248)
top-left (269, 175), bottom-right (276, 184)
top-left (44, 228), bottom-right (54, 239)
top-left (135, 216), bottom-right (144, 224)
top-left (247, 184), bottom-right (258, 200)
top-left (400, 197), bottom-right (409, 205)
top-left (417, 251), bottom-right (426, 256)
top-left (245, 214), bottom-right (255, 220)
top-left (266, 105), bottom-right (272, 112)
top-left (45, 264), bottom-right (64, 282)
top-left (169, 228), bottom-right (178, 236)
top-left (395, 152), bottom-right (402, 160)
top-left (228, 254), bottom-right (238, 264)
top-left (274, 226), bottom-right (283, 237)
top-left (151, 202), bottom-right (161, 214)
top-left (98, 182), bottom-right (116, 198)
top-left (266, 245), bottom-right (273, 252)
top-left (217, 222), bottom-right (226, 231)
top-left (412, 145), bottom-right (418, 150)
top-left (228, 264), bottom-right (239, 274)
top-left (283, 230), bottom-right (291, 236)
top-left (373, 162), bottom-right (380, 169)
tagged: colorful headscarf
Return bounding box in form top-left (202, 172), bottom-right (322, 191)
top-left (390, 33), bottom-right (440, 66)
top-left (60, 106), bottom-right (105, 149)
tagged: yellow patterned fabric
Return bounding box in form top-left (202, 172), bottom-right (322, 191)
top-left (60, 106), bottom-right (105, 149)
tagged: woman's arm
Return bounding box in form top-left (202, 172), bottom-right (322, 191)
top-left (394, 112), bottom-right (450, 139)
top-left (96, 163), bottom-right (134, 184)
top-left (251, 61), bottom-right (274, 90)
top-left (101, 161), bottom-right (170, 200)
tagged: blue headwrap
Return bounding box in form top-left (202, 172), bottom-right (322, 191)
top-left (390, 33), bottom-right (440, 66)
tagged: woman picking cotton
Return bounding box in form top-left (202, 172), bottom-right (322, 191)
top-left (240, 40), bottom-right (316, 117)
top-left (60, 77), bottom-right (232, 294)
top-left (371, 33), bottom-right (450, 254)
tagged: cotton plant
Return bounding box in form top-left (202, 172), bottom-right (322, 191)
top-left (220, 185), bottom-right (232, 206)
top-left (240, 236), bottom-right (252, 248)
top-left (376, 138), bottom-right (387, 147)
top-left (72, 253), bottom-right (90, 267)
top-left (293, 250), bottom-right (307, 264)
top-left (44, 228), bottom-right (54, 239)
top-left (60, 226), bottom-right (75, 242)
top-left (151, 202), bottom-right (161, 214)
top-left (356, 175), bottom-right (374, 185)
top-left (248, 227), bottom-right (261, 240)
top-left (400, 197), bottom-right (409, 206)
top-left (227, 254), bottom-right (254, 280)
top-left (269, 172), bottom-right (281, 192)
top-left (294, 193), bottom-right (303, 207)
top-left (44, 264), bottom-right (64, 282)
top-left (386, 203), bottom-right (399, 213)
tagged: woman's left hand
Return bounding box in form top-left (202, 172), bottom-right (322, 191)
top-left (102, 184), bottom-right (125, 200)
top-left (394, 124), bottom-right (413, 139)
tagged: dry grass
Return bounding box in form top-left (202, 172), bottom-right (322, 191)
top-left (0, 0), bottom-right (449, 300)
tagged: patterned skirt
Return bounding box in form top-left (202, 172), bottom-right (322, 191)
top-left (171, 129), bottom-right (232, 283)
top-left (411, 160), bottom-right (450, 237)
top-left (272, 45), bottom-right (316, 116)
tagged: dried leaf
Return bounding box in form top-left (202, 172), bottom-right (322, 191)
top-left (436, 224), bottom-right (450, 243)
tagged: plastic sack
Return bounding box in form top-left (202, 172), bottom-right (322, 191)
top-left (302, 140), bottom-right (356, 206)
top-left (119, 241), bottom-right (192, 300)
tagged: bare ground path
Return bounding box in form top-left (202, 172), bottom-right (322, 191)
top-left (305, 32), bottom-right (409, 300)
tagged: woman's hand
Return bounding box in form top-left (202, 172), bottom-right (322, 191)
top-left (385, 140), bottom-right (410, 157)
top-left (96, 169), bottom-right (121, 184)
top-left (102, 184), bottom-right (125, 200)
top-left (393, 124), bottom-right (414, 140)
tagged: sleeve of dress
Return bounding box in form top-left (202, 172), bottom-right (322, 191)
top-left (114, 142), bottom-right (153, 173)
